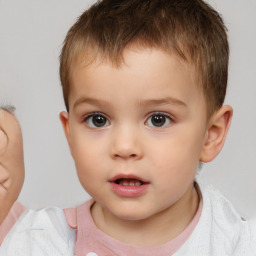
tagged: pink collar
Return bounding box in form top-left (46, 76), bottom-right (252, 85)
top-left (65, 188), bottom-right (203, 256)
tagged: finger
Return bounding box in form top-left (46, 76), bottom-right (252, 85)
top-left (0, 108), bottom-right (22, 153)
top-left (0, 108), bottom-right (24, 224)
top-left (0, 130), bottom-right (8, 154)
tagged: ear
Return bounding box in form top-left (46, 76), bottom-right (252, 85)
top-left (200, 105), bottom-right (233, 162)
top-left (59, 111), bottom-right (73, 155)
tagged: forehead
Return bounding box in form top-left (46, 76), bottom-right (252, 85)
top-left (69, 47), bottom-right (204, 111)
top-left (71, 47), bottom-right (196, 84)
top-left (71, 45), bottom-right (197, 78)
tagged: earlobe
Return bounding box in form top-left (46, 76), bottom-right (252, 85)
top-left (59, 111), bottom-right (72, 152)
top-left (200, 105), bottom-right (233, 162)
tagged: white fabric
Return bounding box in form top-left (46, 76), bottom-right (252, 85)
top-left (0, 207), bottom-right (75, 256)
top-left (174, 182), bottom-right (256, 255)
top-left (0, 183), bottom-right (255, 256)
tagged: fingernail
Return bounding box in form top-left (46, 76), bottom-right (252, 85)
top-left (0, 130), bottom-right (8, 153)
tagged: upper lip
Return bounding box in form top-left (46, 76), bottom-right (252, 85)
top-left (109, 174), bottom-right (150, 184)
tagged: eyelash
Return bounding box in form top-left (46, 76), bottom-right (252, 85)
top-left (82, 112), bottom-right (110, 128)
top-left (82, 112), bottom-right (173, 128)
top-left (145, 112), bottom-right (173, 128)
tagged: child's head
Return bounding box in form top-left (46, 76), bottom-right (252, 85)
top-left (59, 0), bottom-right (232, 241)
top-left (60, 0), bottom-right (229, 118)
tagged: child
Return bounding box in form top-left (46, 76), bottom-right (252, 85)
top-left (0, 0), bottom-right (256, 255)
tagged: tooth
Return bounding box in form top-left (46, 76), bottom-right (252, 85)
top-left (117, 179), bottom-right (143, 186)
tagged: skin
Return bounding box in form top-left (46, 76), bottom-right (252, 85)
top-left (60, 47), bottom-right (232, 247)
top-left (0, 109), bottom-right (25, 225)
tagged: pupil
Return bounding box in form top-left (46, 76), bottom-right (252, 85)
top-left (92, 115), bottom-right (106, 127)
top-left (152, 115), bottom-right (165, 127)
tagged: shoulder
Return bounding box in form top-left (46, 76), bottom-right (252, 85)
top-left (0, 206), bottom-right (76, 256)
top-left (0, 201), bottom-right (26, 245)
top-left (187, 181), bottom-right (256, 255)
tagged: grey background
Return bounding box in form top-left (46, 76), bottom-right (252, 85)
top-left (0, 0), bottom-right (255, 219)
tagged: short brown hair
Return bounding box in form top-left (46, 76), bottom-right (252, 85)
top-left (60, 0), bottom-right (229, 116)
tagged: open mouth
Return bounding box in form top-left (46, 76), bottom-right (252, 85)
top-left (114, 178), bottom-right (144, 186)
top-left (110, 175), bottom-right (149, 197)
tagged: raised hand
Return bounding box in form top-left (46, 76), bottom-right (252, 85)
top-left (0, 107), bottom-right (24, 224)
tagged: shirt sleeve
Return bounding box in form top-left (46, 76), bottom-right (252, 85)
top-left (0, 201), bottom-right (26, 245)
top-left (0, 207), bottom-right (76, 256)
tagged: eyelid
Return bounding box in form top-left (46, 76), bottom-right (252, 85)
top-left (146, 111), bottom-right (174, 121)
top-left (82, 112), bottom-right (108, 121)
top-left (145, 112), bottom-right (174, 127)
top-left (82, 112), bottom-right (110, 128)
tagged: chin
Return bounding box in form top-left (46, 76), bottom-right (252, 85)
top-left (112, 209), bottom-right (152, 222)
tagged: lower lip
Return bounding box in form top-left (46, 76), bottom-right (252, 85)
top-left (110, 182), bottom-right (149, 197)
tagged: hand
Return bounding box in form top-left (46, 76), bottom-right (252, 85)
top-left (0, 107), bottom-right (24, 224)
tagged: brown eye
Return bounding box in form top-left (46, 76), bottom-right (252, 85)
top-left (146, 114), bottom-right (171, 128)
top-left (152, 115), bottom-right (166, 126)
top-left (86, 114), bottom-right (109, 128)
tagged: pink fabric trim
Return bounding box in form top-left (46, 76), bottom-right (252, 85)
top-left (73, 199), bottom-right (203, 256)
top-left (0, 201), bottom-right (26, 245)
top-left (64, 208), bottom-right (77, 229)
top-left (64, 184), bottom-right (203, 255)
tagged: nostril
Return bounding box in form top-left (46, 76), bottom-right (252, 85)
top-left (113, 152), bottom-right (138, 159)
top-left (111, 140), bottom-right (142, 160)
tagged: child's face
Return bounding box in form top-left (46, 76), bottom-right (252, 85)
top-left (61, 48), bottom-right (209, 222)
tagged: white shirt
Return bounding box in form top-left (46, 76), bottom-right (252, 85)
top-left (1, 182), bottom-right (255, 256)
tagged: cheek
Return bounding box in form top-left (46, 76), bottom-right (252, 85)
top-left (70, 134), bottom-right (107, 187)
top-left (70, 127), bottom-right (102, 162)
top-left (72, 143), bottom-right (99, 173)
top-left (73, 148), bottom-right (101, 194)
top-left (149, 128), bottom-right (204, 179)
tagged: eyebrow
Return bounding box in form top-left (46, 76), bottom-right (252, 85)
top-left (138, 97), bottom-right (187, 108)
top-left (73, 96), bottom-right (187, 110)
top-left (73, 97), bottom-right (110, 110)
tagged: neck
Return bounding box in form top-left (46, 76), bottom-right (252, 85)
top-left (91, 183), bottom-right (199, 247)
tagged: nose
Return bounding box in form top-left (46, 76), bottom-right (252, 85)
top-left (110, 125), bottom-right (143, 160)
